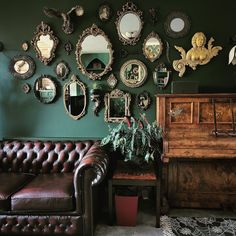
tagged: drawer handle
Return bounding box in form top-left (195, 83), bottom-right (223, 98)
top-left (169, 107), bottom-right (183, 117)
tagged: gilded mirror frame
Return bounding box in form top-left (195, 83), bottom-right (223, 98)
top-left (164, 11), bottom-right (191, 39)
top-left (120, 59), bottom-right (147, 88)
top-left (104, 89), bottom-right (131, 123)
top-left (31, 21), bottom-right (59, 65)
top-left (115, 2), bottom-right (143, 45)
top-left (9, 55), bottom-right (35, 80)
top-left (75, 24), bottom-right (114, 80)
top-left (34, 75), bottom-right (57, 104)
top-left (63, 74), bottom-right (87, 120)
top-left (143, 31), bottom-right (163, 62)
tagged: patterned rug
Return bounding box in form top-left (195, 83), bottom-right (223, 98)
top-left (161, 216), bottom-right (236, 236)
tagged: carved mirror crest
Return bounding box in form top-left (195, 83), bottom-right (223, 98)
top-left (137, 91), bottom-right (151, 111)
top-left (120, 59), bottom-right (147, 88)
top-left (54, 61), bottom-right (70, 80)
top-left (164, 11), bottom-right (191, 39)
top-left (31, 21), bottom-right (59, 65)
top-left (115, 2), bottom-right (143, 45)
top-left (104, 89), bottom-right (131, 123)
top-left (63, 74), bottom-right (87, 120)
top-left (34, 75), bottom-right (57, 104)
top-left (143, 32), bottom-right (163, 62)
top-left (75, 24), bottom-right (114, 80)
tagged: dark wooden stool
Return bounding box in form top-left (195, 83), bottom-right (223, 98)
top-left (108, 161), bottom-right (161, 227)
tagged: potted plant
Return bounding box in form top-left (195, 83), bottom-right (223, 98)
top-left (101, 113), bottom-right (162, 167)
top-left (101, 113), bottom-right (162, 226)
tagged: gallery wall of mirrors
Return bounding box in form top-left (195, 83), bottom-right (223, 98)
top-left (6, 0), bottom-right (197, 123)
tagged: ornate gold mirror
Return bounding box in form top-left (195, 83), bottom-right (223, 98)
top-left (104, 89), bottom-right (131, 123)
top-left (76, 24), bottom-right (114, 80)
top-left (31, 21), bottom-right (59, 65)
top-left (115, 2), bottom-right (143, 45)
top-left (63, 74), bottom-right (86, 120)
top-left (34, 75), bottom-right (57, 104)
top-left (120, 59), bottom-right (147, 88)
top-left (143, 32), bottom-right (163, 62)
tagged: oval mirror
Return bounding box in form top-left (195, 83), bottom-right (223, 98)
top-left (115, 2), bottom-right (143, 45)
top-left (143, 32), bottom-right (163, 62)
top-left (64, 74), bottom-right (86, 120)
top-left (164, 11), bottom-right (191, 38)
top-left (34, 75), bottom-right (56, 104)
top-left (31, 22), bottom-right (59, 65)
top-left (120, 59), bottom-right (147, 88)
top-left (54, 60), bottom-right (70, 80)
top-left (76, 24), bottom-right (114, 80)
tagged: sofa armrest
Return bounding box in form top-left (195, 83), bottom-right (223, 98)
top-left (74, 141), bottom-right (109, 187)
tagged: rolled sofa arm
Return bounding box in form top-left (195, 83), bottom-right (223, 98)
top-left (74, 141), bottom-right (109, 187)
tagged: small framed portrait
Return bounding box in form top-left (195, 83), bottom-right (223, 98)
top-left (54, 61), bottom-right (70, 80)
top-left (98, 3), bottom-right (112, 21)
top-left (137, 91), bottom-right (151, 111)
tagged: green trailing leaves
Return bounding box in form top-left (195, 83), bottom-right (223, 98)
top-left (101, 114), bottom-right (162, 164)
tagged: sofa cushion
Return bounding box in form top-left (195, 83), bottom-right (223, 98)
top-left (11, 173), bottom-right (74, 212)
top-left (0, 172), bottom-right (35, 211)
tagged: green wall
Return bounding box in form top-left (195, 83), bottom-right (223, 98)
top-left (0, 0), bottom-right (235, 140)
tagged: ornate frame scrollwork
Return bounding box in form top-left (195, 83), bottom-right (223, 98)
top-left (31, 21), bottom-right (59, 65)
top-left (104, 89), bottom-right (131, 123)
top-left (143, 31), bottom-right (163, 62)
top-left (75, 24), bottom-right (114, 80)
top-left (115, 2), bottom-right (143, 45)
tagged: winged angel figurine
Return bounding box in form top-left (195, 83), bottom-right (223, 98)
top-left (173, 32), bottom-right (222, 77)
top-left (43, 5), bottom-right (84, 34)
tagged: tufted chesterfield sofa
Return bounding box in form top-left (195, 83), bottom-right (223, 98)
top-left (0, 140), bottom-right (109, 236)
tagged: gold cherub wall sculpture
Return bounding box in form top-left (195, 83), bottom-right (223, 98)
top-left (173, 32), bottom-right (222, 77)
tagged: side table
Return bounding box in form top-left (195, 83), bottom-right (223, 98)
top-left (108, 161), bottom-right (161, 227)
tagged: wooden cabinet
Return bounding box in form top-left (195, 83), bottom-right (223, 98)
top-left (156, 94), bottom-right (236, 209)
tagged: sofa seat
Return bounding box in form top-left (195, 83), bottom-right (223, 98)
top-left (0, 173), bottom-right (34, 211)
top-left (11, 173), bottom-right (74, 212)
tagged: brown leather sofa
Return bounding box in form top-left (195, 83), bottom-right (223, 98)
top-left (0, 140), bottom-right (109, 236)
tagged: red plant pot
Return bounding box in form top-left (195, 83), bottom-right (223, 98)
top-left (115, 195), bottom-right (138, 226)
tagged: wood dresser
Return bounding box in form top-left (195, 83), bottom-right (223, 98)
top-left (156, 93), bottom-right (236, 209)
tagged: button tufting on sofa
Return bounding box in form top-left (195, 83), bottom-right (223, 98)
top-left (0, 140), bottom-right (109, 236)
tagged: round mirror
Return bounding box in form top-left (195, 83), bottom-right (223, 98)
top-left (34, 75), bottom-right (56, 104)
top-left (64, 75), bottom-right (86, 120)
top-left (120, 59), bottom-right (147, 88)
top-left (143, 32), bottom-right (163, 62)
top-left (115, 2), bottom-right (143, 45)
top-left (164, 11), bottom-right (191, 38)
top-left (76, 24), bottom-right (114, 80)
top-left (9, 55), bottom-right (35, 79)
